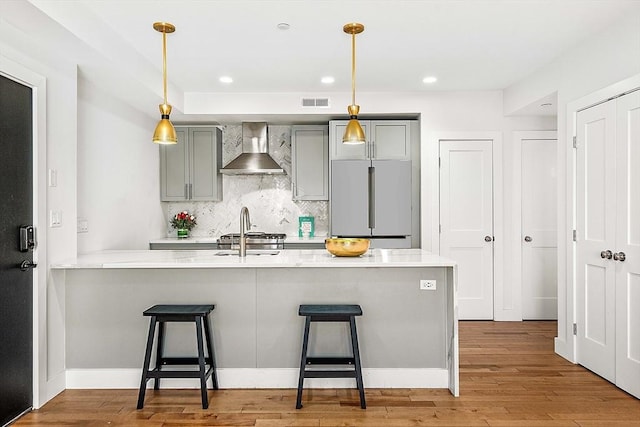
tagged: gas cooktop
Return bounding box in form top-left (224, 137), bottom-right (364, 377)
top-left (219, 232), bottom-right (286, 240)
top-left (217, 232), bottom-right (286, 249)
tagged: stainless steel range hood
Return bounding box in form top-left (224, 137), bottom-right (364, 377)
top-left (220, 122), bottom-right (284, 175)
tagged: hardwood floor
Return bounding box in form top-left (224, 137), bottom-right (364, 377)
top-left (15, 321), bottom-right (640, 426)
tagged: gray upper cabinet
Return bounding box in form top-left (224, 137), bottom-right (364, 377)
top-left (329, 120), bottom-right (411, 160)
top-left (291, 125), bottom-right (329, 200)
top-left (160, 126), bottom-right (222, 201)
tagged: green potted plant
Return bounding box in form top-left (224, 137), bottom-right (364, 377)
top-left (170, 211), bottom-right (196, 238)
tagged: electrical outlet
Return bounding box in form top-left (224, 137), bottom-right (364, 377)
top-left (420, 279), bottom-right (437, 290)
top-left (77, 218), bottom-right (88, 233)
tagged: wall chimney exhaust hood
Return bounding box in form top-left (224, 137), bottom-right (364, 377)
top-left (220, 122), bottom-right (284, 175)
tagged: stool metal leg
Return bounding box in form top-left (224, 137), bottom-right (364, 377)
top-left (195, 316), bottom-right (209, 409)
top-left (350, 316), bottom-right (366, 409)
top-left (296, 316), bottom-right (311, 409)
top-left (203, 313), bottom-right (218, 390)
top-left (137, 315), bottom-right (157, 409)
top-left (154, 321), bottom-right (166, 390)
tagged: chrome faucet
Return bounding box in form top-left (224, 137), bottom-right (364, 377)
top-left (239, 206), bottom-right (251, 257)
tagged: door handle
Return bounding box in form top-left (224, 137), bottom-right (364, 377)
top-left (484, 235), bottom-right (493, 242)
top-left (600, 250), bottom-right (612, 259)
top-left (613, 251), bottom-right (626, 262)
top-left (524, 235), bottom-right (532, 242)
top-left (368, 166), bottom-right (375, 229)
top-left (20, 260), bottom-right (37, 271)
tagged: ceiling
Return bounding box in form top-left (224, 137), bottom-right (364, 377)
top-left (24, 0), bottom-right (640, 117)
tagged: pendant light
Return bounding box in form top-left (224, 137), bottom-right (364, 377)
top-left (342, 22), bottom-right (366, 145)
top-left (152, 22), bottom-right (177, 145)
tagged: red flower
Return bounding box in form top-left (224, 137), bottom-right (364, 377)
top-left (170, 210), bottom-right (197, 230)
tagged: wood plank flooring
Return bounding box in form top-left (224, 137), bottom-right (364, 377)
top-left (15, 321), bottom-right (640, 426)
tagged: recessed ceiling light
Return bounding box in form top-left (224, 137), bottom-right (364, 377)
top-left (321, 76), bottom-right (335, 84)
top-left (219, 76), bottom-right (233, 84)
top-left (422, 76), bottom-right (437, 84)
top-left (277, 22), bottom-right (290, 30)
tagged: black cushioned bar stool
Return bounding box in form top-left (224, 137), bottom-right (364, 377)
top-left (137, 304), bottom-right (218, 409)
top-left (296, 304), bottom-right (366, 409)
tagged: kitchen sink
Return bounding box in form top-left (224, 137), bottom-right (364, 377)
top-left (214, 250), bottom-right (280, 256)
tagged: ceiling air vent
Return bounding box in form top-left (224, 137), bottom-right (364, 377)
top-left (301, 97), bottom-right (330, 108)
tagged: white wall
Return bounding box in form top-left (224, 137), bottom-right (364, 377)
top-left (503, 11), bottom-right (640, 360)
top-left (504, 12), bottom-right (640, 116)
top-left (76, 74), bottom-right (165, 253)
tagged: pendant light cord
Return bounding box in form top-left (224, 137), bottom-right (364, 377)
top-left (351, 31), bottom-right (356, 106)
top-left (162, 31), bottom-right (168, 105)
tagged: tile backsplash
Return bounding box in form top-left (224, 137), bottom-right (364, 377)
top-left (164, 124), bottom-right (328, 238)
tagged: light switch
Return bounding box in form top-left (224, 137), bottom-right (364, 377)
top-left (48, 169), bottom-right (57, 187)
top-left (49, 210), bottom-right (62, 228)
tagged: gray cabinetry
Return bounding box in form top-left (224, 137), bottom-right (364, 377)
top-left (149, 241), bottom-right (218, 250)
top-left (329, 119), bottom-right (417, 248)
top-left (160, 126), bottom-right (222, 201)
top-left (291, 125), bottom-right (329, 200)
top-left (286, 242), bottom-right (325, 249)
top-left (329, 120), bottom-right (411, 160)
top-left (331, 159), bottom-right (412, 237)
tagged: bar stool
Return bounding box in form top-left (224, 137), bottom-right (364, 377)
top-left (137, 304), bottom-right (218, 409)
top-left (296, 304), bottom-right (366, 409)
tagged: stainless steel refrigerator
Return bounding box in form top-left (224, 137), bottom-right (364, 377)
top-left (330, 159), bottom-right (412, 248)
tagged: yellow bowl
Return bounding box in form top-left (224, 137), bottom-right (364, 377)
top-left (325, 238), bottom-right (370, 257)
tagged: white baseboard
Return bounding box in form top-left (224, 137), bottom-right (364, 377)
top-left (65, 368), bottom-right (449, 389)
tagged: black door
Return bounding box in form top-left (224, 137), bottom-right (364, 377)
top-left (0, 75), bottom-right (34, 425)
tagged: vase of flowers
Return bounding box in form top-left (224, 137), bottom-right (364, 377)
top-left (171, 211), bottom-right (196, 238)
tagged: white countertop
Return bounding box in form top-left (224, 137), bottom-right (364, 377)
top-left (51, 248), bottom-right (456, 269)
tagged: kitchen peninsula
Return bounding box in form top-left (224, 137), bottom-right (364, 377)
top-left (52, 249), bottom-right (458, 396)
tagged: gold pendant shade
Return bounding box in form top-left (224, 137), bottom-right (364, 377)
top-left (152, 22), bottom-right (177, 145)
top-left (342, 22), bottom-right (366, 145)
top-left (343, 105), bottom-right (366, 145)
top-left (152, 103), bottom-right (177, 144)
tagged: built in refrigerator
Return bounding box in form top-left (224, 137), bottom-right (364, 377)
top-left (330, 159), bottom-right (412, 248)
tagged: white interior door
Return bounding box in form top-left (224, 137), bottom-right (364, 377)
top-left (614, 90), bottom-right (640, 398)
top-left (521, 136), bottom-right (558, 319)
top-left (576, 100), bottom-right (617, 382)
top-left (440, 140), bottom-right (493, 320)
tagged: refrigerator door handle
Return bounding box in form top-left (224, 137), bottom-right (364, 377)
top-left (368, 166), bottom-right (375, 229)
